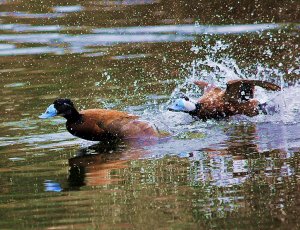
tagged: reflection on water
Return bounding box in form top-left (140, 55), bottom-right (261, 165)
top-left (0, 0), bottom-right (300, 229)
top-left (31, 122), bottom-right (297, 228)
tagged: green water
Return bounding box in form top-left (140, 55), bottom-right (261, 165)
top-left (1, 0), bottom-right (300, 229)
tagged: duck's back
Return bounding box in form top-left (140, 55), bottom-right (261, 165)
top-left (197, 88), bottom-right (227, 118)
top-left (67, 109), bottom-right (159, 141)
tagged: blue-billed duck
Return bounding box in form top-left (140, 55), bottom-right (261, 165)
top-left (168, 79), bottom-right (281, 120)
top-left (39, 99), bottom-right (159, 141)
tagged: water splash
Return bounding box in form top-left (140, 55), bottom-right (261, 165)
top-left (169, 39), bottom-right (300, 125)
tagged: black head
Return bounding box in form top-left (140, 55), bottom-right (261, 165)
top-left (53, 98), bottom-right (77, 117)
top-left (39, 98), bottom-right (79, 120)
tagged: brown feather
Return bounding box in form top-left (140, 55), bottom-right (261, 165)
top-left (225, 79), bottom-right (280, 102)
top-left (192, 80), bottom-right (280, 119)
top-left (66, 109), bottom-right (159, 141)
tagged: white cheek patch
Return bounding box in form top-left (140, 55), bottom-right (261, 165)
top-left (169, 98), bottom-right (197, 112)
top-left (183, 100), bottom-right (196, 111)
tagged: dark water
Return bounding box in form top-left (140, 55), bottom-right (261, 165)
top-left (1, 0), bottom-right (300, 229)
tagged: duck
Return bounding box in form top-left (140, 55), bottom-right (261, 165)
top-left (168, 79), bottom-right (281, 120)
top-left (39, 99), bottom-right (160, 141)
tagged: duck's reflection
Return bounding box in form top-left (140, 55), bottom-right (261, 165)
top-left (68, 139), bottom-right (150, 189)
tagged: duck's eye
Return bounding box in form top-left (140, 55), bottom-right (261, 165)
top-left (179, 94), bottom-right (189, 101)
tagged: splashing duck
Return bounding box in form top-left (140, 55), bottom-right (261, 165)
top-left (168, 79), bottom-right (281, 120)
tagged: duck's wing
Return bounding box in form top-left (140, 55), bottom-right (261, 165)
top-left (224, 79), bottom-right (281, 102)
top-left (92, 110), bottom-right (158, 139)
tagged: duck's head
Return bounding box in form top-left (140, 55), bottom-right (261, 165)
top-left (168, 97), bottom-right (197, 113)
top-left (39, 98), bottom-right (78, 119)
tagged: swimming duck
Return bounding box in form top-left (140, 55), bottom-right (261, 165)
top-left (168, 79), bottom-right (281, 120)
top-left (39, 99), bottom-right (159, 141)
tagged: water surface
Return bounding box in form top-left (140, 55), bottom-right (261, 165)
top-left (0, 0), bottom-right (300, 229)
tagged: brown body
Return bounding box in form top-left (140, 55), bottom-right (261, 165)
top-left (197, 87), bottom-right (259, 119)
top-left (40, 99), bottom-right (162, 142)
top-left (66, 109), bottom-right (159, 141)
top-left (193, 79), bottom-right (281, 120)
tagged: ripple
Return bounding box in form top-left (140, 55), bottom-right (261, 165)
top-left (0, 23), bottom-right (288, 56)
top-left (8, 157), bottom-right (26, 161)
top-left (0, 24), bottom-right (61, 32)
top-left (3, 82), bottom-right (26, 88)
top-left (52, 5), bottom-right (83, 13)
top-left (0, 46), bottom-right (64, 56)
top-left (93, 23), bottom-right (281, 35)
top-left (0, 11), bottom-right (65, 18)
top-left (0, 132), bottom-right (85, 149)
top-left (0, 43), bottom-right (15, 49)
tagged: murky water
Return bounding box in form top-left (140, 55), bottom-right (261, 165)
top-left (1, 0), bottom-right (300, 229)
